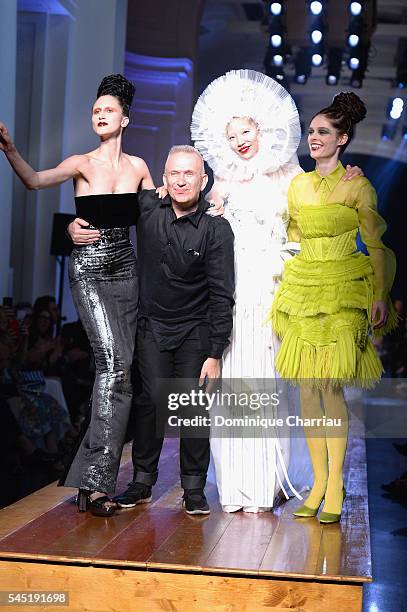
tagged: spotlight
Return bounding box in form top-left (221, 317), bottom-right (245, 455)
top-left (348, 34), bottom-right (360, 47)
top-left (310, 1), bottom-right (323, 16)
top-left (349, 57), bottom-right (360, 70)
top-left (264, 63), bottom-right (286, 83)
top-left (392, 97), bottom-right (404, 108)
top-left (312, 53), bottom-right (323, 66)
top-left (311, 30), bottom-right (323, 44)
top-left (270, 2), bottom-right (282, 16)
top-left (294, 48), bottom-right (312, 83)
top-left (273, 54), bottom-right (284, 66)
top-left (390, 108), bottom-right (403, 120)
top-left (326, 47), bottom-right (343, 86)
top-left (349, 43), bottom-right (370, 87)
top-left (350, 2), bottom-right (362, 17)
top-left (271, 34), bottom-right (282, 47)
top-left (389, 97), bottom-right (404, 120)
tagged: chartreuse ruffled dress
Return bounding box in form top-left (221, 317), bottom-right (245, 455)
top-left (270, 162), bottom-right (397, 388)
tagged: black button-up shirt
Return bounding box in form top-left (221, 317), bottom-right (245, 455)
top-left (137, 190), bottom-right (235, 358)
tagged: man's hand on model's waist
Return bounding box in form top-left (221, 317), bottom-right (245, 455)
top-left (68, 218), bottom-right (100, 245)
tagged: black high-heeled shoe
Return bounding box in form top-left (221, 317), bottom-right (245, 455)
top-left (77, 489), bottom-right (90, 512)
top-left (77, 490), bottom-right (117, 517)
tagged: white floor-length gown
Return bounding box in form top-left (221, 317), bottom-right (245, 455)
top-left (210, 165), bottom-right (306, 512)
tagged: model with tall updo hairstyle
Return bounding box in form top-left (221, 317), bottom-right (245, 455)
top-left (313, 91), bottom-right (367, 153)
top-left (96, 73), bottom-right (135, 118)
top-left (271, 92), bottom-right (397, 524)
top-left (0, 73), bottom-right (156, 517)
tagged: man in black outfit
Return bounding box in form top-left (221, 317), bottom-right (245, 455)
top-left (111, 145), bottom-right (234, 514)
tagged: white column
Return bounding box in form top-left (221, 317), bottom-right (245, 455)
top-left (0, 1), bottom-right (17, 300)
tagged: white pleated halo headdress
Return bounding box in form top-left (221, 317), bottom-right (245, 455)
top-left (191, 69), bottom-right (301, 181)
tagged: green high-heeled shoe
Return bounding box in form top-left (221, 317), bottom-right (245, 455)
top-left (293, 496), bottom-right (324, 518)
top-left (319, 487), bottom-right (347, 524)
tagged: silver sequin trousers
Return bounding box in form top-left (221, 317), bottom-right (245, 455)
top-left (61, 228), bottom-right (138, 494)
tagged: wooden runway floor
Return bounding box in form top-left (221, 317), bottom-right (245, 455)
top-left (0, 432), bottom-right (371, 611)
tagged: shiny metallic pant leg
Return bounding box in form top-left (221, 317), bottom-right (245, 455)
top-left (61, 230), bottom-right (138, 494)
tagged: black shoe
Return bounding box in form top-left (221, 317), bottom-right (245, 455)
top-left (113, 482), bottom-right (152, 508)
top-left (77, 490), bottom-right (117, 517)
top-left (182, 489), bottom-right (210, 515)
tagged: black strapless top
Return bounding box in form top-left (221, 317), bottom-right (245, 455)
top-left (74, 193), bottom-right (139, 229)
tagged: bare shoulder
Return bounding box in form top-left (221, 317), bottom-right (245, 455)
top-left (126, 154), bottom-right (149, 172)
top-left (73, 152), bottom-right (98, 170)
top-left (57, 154), bottom-right (88, 176)
top-left (61, 153), bottom-right (87, 166)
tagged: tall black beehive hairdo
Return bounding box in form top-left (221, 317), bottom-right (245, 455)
top-left (96, 74), bottom-right (135, 117)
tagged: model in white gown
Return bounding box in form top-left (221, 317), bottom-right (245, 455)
top-left (191, 70), bottom-right (307, 512)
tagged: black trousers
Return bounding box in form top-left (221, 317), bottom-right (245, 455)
top-left (132, 322), bottom-right (210, 491)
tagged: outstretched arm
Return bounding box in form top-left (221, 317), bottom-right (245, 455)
top-left (0, 121), bottom-right (81, 190)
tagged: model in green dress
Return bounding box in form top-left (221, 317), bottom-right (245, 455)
top-left (270, 92), bottom-right (397, 523)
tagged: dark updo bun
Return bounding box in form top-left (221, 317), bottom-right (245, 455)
top-left (331, 92), bottom-right (367, 124)
top-left (312, 91), bottom-right (367, 154)
top-left (96, 74), bottom-right (135, 117)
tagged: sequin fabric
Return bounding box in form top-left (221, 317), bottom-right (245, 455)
top-left (60, 227), bottom-right (138, 494)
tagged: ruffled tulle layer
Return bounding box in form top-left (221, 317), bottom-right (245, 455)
top-left (271, 309), bottom-right (383, 388)
top-left (282, 251), bottom-right (374, 285)
top-left (276, 279), bottom-right (372, 317)
top-left (269, 254), bottom-right (398, 389)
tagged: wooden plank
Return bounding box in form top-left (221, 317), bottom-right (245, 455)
top-left (0, 560), bottom-right (364, 612)
top-left (0, 502), bottom-right (88, 555)
top-left (147, 509), bottom-right (235, 571)
top-left (97, 508), bottom-right (186, 563)
top-left (259, 499), bottom-right (324, 578)
top-left (204, 511), bottom-right (279, 573)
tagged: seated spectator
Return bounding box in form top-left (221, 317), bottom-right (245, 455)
top-left (33, 295), bottom-right (61, 327)
top-left (0, 397), bottom-right (64, 508)
top-left (25, 310), bottom-right (61, 371)
top-left (57, 318), bottom-right (94, 423)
